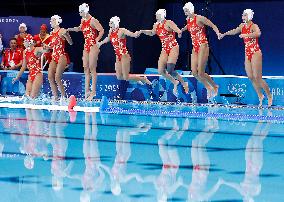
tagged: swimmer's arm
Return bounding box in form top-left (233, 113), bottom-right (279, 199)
top-left (181, 25), bottom-right (187, 32)
top-left (199, 16), bottom-right (220, 35)
top-left (120, 28), bottom-right (139, 38)
top-left (223, 24), bottom-right (242, 36)
top-left (61, 28), bottom-right (73, 45)
top-left (167, 20), bottom-right (182, 35)
top-left (67, 25), bottom-right (81, 32)
top-left (97, 31), bottom-right (111, 47)
top-left (92, 18), bottom-right (104, 42)
top-left (246, 24), bottom-right (261, 38)
top-left (140, 24), bottom-right (156, 36)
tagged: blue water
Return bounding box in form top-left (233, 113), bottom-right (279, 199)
top-left (0, 106), bottom-right (284, 202)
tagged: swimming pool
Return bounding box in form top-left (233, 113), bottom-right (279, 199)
top-left (0, 102), bottom-right (284, 202)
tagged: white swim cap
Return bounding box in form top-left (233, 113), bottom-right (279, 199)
top-left (183, 2), bottom-right (194, 14)
top-left (79, 3), bottom-right (89, 13)
top-left (51, 15), bottom-right (63, 25)
top-left (110, 16), bottom-right (120, 28)
top-left (19, 23), bottom-right (27, 31)
top-left (243, 9), bottom-right (254, 21)
top-left (156, 9), bottom-right (166, 19)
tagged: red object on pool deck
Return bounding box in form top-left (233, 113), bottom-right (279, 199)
top-left (68, 95), bottom-right (77, 112)
top-left (68, 95), bottom-right (77, 123)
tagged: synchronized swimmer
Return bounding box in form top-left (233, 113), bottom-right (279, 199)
top-left (8, 2), bottom-right (273, 107)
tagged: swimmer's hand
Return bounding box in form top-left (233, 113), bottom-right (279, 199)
top-left (97, 42), bottom-right (102, 48)
top-left (134, 31), bottom-right (141, 38)
top-left (239, 34), bottom-right (248, 38)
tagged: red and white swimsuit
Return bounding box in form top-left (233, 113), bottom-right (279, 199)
top-left (50, 28), bottom-right (70, 64)
top-left (187, 15), bottom-right (208, 53)
top-left (241, 23), bottom-right (260, 61)
top-left (81, 17), bottom-right (98, 53)
top-left (25, 48), bottom-right (42, 82)
top-left (156, 20), bottom-right (178, 55)
top-left (110, 29), bottom-right (128, 61)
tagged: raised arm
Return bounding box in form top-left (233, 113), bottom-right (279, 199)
top-left (91, 18), bottom-right (104, 42)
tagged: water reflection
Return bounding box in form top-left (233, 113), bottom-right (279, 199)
top-left (49, 110), bottom-right (73, 192)
top-left (187, 117), bottom-right (222, 202)
top-left (104, 121), bottom-right (151, 196)
top-left (220, 110), bottom-right (271, 202)
top-left (141, 118), bottom-right (189, 202)
top-left (0, 107), bottom-right (279, 202)
top-left (80, 112), bottom-right (106, 202)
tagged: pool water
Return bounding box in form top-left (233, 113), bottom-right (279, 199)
top-left (0, 106), bottom-right (284, 202)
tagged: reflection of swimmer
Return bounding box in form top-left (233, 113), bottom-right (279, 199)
top-left (142, 118), bottom-right (189, 202)
top-left (186, 117), bottom-right (222, 202)
top-left (220, 110), bottom-right (271, 202)
top-left (71, 112), bottom-right (106, 202)
top-left (103, 123), bottom-right (151, 196)
top-left (20, 109), bottom-right (49, 169)
top-left (49, 110), bottom-right (73, 192)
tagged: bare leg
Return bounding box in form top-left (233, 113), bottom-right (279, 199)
top-left (244, 56), bottom-right (264, 106)
top-left (55, 55), bottom-right (68, 98)
top-left (197, 45), bottom-right (218, 98)
top-left (191, 49), bottom-right (212, 97)
top-left (115, 59), bottom-right (123, 80)
top-left (121, 54), bottom-right (151, 84)
top-left (168, 45), bottom-right (188, 93)
top-left (82, 49), bottom-right (90, 99)
top-left (86, 45), bottom-right (100, 101)
top-left (158, 51), bottom-right (179, 94)
top-left (30, 73), bottom-right (43, 99)
top-left (251, 52), bottom-right (272, 107)
top-left (48, 60), bottom-right (59, 100)
top-left (25, 79), bottom-right (32, 97)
